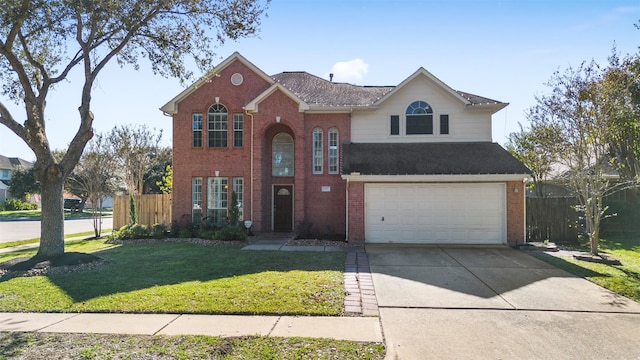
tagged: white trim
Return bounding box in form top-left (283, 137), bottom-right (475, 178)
top-left (342, 174), bottom-right (532, 183)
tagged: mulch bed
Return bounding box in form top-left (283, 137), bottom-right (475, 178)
top-left (0, 252), bottom-right (106, 280)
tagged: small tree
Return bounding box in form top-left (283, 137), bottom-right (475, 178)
top-left (7, 166), bottom-right (40, 201)
top-left (530, 61), bottom-right (613, 255)
top-left (228, 191), bottom-right (240, 227)
top-left (129, 192), bottom-right (138, 225)
top-left (157, 165), bottom-right (173, 195)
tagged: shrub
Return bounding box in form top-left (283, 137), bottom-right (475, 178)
top-left (216, 225), bottom-right (246, 241)
top-left (110, 224), bottom-right (149, 240)
top-left (151, 223), bottom-right (168, 239)
top-left (3, 198), bottom-right (35, 211)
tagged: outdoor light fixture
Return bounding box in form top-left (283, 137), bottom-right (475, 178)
top-left (244, 220), bottom-right (253, 236)
top-left (513, 186), bottom-right (519, 193)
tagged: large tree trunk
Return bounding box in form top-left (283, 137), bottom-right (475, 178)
top-left (35, 164), bottom-right (65, 259)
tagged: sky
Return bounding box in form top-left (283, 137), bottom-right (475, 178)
top-left (1, 0), bottom-right (639, 161)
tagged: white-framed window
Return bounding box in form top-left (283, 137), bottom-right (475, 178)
top-left (232, 177), bottom-right (244, 221)
top-left (192, 177), bottom-right (202, 224)
top-left (328, 128), bottom-right (339, 174)
top-left (208, 104), bottom-right (228, 148)
top-left (233, 113), bottom-right (243, 148)
top-left (406, 101), bottom-right (433, 135)
top-left (312, 128), bottom-right (323, 174)
top-left (192, 113), bottom-right (203, 148)
top-left (272, 133), bottom-right (294, 176)
top-left (207, 177), bottom-right (228, 226)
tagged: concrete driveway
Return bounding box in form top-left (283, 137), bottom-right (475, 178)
top-left (367, 245), bottom-right (640, 359)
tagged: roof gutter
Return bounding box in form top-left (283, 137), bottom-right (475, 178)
top-left (341, 173), bottom-right (532, 182)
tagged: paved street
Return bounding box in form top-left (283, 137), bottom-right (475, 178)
top-left (368, 245), bottom-right (640, 360)
top-left (0, 216), bottom-right (113, 242)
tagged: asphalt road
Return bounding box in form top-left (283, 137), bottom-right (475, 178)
top-left (0, 216), bottom-right (113, 243)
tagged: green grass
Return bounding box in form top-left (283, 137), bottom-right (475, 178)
top-left (531, 234), bottom-right (640, 303)
top-left (0, 230), bottom-right (111, 250)
top-left (0, 210), bottom-right (111, 221)
top-left (0, 240), bottom-right (345, 315)
top-left (0, 333), bottom-right (385, 359)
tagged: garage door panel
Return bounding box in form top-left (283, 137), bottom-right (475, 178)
top-left (365, 183), bottom-right (505, 244)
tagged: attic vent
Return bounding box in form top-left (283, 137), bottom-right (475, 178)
top-left (231, 73), bottom-right (243, 86)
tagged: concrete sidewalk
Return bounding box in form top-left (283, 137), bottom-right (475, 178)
top-left (0, 312), bottom-right (383, 342)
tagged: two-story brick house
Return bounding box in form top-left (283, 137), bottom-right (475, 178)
top-left (161, 52), bottom-right (530, 245)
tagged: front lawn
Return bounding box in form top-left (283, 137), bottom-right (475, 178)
top-left (531, 235), bottom-right (640, 303)
top-left (0, 333), bottom-right (385, 359)
top-left (0, 239), bottom-right (345, 315)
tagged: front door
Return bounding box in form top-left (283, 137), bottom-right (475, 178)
top-left (273, 185), bottom-right (293, 232)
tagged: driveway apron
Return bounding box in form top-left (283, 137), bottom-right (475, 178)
top-left (367, 244), bottom-right (640, 359)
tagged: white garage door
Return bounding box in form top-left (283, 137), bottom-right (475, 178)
top-left (365, 183), bottom-right (506, 244)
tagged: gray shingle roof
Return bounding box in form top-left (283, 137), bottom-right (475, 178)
top-left (342, 142), bottom-right (531, 175)
top-left (271, 72), bottom-right (505, 107)
top-left (272, 72), bottom-right (394, 107)
top-left (0, 155), bottom-right (33, 170)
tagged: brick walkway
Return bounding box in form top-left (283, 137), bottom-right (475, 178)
top-left (343, 248), bottom-right (379, 316)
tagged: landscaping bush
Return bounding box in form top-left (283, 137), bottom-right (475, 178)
top-left (3, 198), bottom-right (36, 211)
top-left (151, 223), bottom-right (168, 239)
top-left (216, 225), bottom-right (246, 241)
top-left (110, 224), bottom-right (150, 240)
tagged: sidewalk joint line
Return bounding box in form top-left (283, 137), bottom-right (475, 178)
top-left (152, 313), bottom-right (182, 336)
top-left (35, 312), bottom-right (81, 332)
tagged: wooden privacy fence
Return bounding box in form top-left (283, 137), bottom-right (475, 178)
top-left (113, 194), bottom-right (172, 230)
top-left (526, 197), bottom-right (580, 243)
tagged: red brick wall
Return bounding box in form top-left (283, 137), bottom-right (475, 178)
top-left (347, 181), bottom-right (365, 242)
top-left (506, 181), bottom-right (525, 245)
top-left (303, 113), bottom-right (351, 236)
top-left (172, 60), bottom-right (271, 227)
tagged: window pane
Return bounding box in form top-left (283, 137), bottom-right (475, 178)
top-left (192, 114), bottom-right (203, 148)
top-left (208, 104), bottom-right (228, 148)
top-left (406, 114), bottom-right (433, 135)
top-left (207, 177), bottom-right (228, 226)
top-left (233, 113), bottom-right (243, 148)
top-left (328, 128), bottom-right (339, 174)
top-left (406, 101), bottom-right (432, 115)
top-left (440, 114), bottom-right (449, 135)
top-left (192, 177), bottom-right (202, 225)
top-left (390, 115), bottom-right (399, 135)
top-left (312, 128), bottom-right (323, 174)
top-left (233, 177), bottom-right (244, 221)
top-left (272, 133), bottom-right (294, 176)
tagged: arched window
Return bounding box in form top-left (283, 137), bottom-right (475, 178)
top-left (208, 103), bottom-right (228, 147)
top-left (272, 133), bottom-right (294, 176)
top-left (328, 128), bottom-right (339, 174)
top-left (406, 101), bottom-right (433, 135)
top-left (312, 128), bottom-right (323, 174)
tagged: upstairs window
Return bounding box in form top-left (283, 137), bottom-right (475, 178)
top-left (192, 113), bottom-right (203, 148)
top-left (440, 114), bottom-right (450, 135)
top-left (328, 128), bottom-right (339, 174)
top-left (233, 113), bottom-right (243, 148)
top-left (312, 128), bottom-right (323, 174)
top-left (406, 101), bottom-right (433, 135)
top-left (390, 115), bottom-right (400, 135)
top-left (208, 104), bottom-right (228, 148)
top-left (272, 133), bottom-right (294, 176)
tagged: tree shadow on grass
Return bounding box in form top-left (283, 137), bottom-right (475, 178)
top-left (3, 242), bottom-right (345, 310)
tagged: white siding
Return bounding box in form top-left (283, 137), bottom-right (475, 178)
top-left (351, 76), bottom-right (493, 143)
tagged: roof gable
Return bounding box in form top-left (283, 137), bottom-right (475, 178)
top-left (244, 83), bottom-right (310, 112)
top-left (160, 52), bottom-right (274, 115)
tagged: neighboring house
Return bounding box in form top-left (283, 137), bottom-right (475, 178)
top-left (0, 155), bottom-right (34, 203)
top-left (161, 52), bottom-right (531, 245)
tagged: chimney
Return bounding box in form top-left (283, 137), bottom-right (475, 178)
top-left (329, 73), bottom-right (334, 82)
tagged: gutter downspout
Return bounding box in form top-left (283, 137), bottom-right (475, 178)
top-left (245, 109), bottom-right (255, 223)
top-left (345, 176), bottom-right (349, 242)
